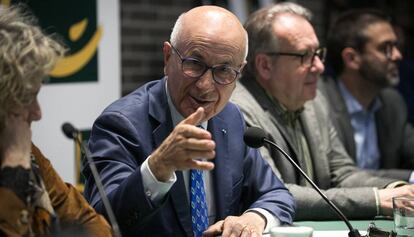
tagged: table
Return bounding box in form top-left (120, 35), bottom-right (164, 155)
top-left (295, 219), bottom-right (394, 231)
top-left (292, 220), bottom-right (394, 237)
top-left (219, 220), bottom-right (394, 236)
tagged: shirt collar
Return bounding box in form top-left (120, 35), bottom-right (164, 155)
top-left (337, 80), bottom-right (382, 115)
top-left (165, 80), bottom-right (208, 129)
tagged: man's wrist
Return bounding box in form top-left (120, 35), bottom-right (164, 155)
top-left (148, 153), bottom-right (174, 182)
top-left (245, 208), bottom-right (280, 232)
top-left (246, 209), bottom-right (267, 228)
top-left (141, 157), bottom-right (176, 204)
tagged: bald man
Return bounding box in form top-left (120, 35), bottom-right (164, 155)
top-left (83, 6), bottom-right (295, 237)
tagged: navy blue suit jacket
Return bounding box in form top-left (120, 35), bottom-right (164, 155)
top-left (83, 78), bottom-right (295, 236)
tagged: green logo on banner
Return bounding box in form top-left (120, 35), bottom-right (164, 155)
top-left (10, 0), bottom-right (101, 83)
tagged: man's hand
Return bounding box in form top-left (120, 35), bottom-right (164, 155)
top-left (0, 110), bottom-right (32, 169)
top-left (203, 212), bottom-right (266, 237)
top-left (379, 185), bottom-right (414, 216)
top-left (148, 107), bottom-right (216, 181)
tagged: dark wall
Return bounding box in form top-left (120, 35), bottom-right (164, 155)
top-left (120, 0), bottom-right (414, 95)
top-left (121, 0), bottom-right (196, 95)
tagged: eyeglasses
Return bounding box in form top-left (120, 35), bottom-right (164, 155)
top-left (264, 47), bottom-right (327, 67)
top-left (381, 41), bottom-right (399, 60)
top-left (170, 44), bottom-right (242, 85)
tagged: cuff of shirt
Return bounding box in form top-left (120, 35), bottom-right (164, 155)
top-left (385, 181), bottom-right (408, 189)
top-left (409, 171), bottom-right (414, 184)
top-left (245, 208), bottom-right (280, 233)
top-left (140, 156), bottom-right (176, 205)
top-left (373, 187), bottom-right (380, 216)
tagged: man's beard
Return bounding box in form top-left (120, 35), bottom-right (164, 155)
top-left (359, 57), bottom-right (400, 88)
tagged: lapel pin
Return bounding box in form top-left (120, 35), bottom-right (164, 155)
top-left (221, 129), bottom-right (227, 134)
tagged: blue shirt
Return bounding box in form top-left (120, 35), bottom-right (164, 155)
top-left (338, 81), bottom-right (381, 169)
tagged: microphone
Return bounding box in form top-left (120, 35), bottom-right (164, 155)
top-left (244, 127), bottom-right (362, 237)
top-left (62, 122), bottom-right (78, 140)
top-left (61, 122), bottom-right (122, 237)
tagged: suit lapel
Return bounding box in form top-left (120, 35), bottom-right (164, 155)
top-left (149, 78), bottom-right (192, 236)
top-left (241, 77), bottom-right (305, 184)
top-left (169, 172), bottom-right (192, 236)
top-left (322, 77), bottom-right (356, 160)
top-left (268, 111), bottom-right (301, 158)
top-left (300, 102), bottom-right (326, 186)
top-left (241, 77), bottom-right (301, 159)
top-left (376, 93), bottom-right (391, 167)
top-left (208, 115), bottom-right (231, 221)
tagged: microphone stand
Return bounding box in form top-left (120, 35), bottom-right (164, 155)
top-left (263, 137), bottom-right (361, 237)
top-left (64, 125), bottom-right (122, 237)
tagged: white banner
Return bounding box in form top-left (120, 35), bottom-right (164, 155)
top-left (32, 0), bottom-right (120, 184)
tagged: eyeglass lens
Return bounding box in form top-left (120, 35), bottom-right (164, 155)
top-left (307, 48), bottom-right (326, 66)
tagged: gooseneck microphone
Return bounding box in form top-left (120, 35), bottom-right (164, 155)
top-left (62, 122), bottom-right (122, 237)
top-left (244, 127), bottom-right (361, 237)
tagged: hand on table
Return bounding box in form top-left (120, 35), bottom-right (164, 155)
top-left (203, 211), bottom-right (266, 237)
top-left (379, 184), bottom-right (414, 215)
top-left (148, 107), bottom-right (216, 181)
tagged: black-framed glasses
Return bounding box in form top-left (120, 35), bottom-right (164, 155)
top-left (170, 43), bottom-right (242, 85)
top-left (381, 41), bottom-right (399, 60)
top-left (265, 47), bottom-right (327, 67)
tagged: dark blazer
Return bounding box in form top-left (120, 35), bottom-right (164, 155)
top-left (320, 76), bottom-right (414, 181)
top-left (83, 78), bottom-right (295, 236)
top-left (230, 76), bottom-right (398, 220)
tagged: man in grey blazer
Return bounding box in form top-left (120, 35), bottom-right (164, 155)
top-left (230, 2), bottom-right (414, 221)
top-left (319, 9), bottom-right (414, 182)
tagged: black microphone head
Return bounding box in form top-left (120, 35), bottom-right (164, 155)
top-left (244, 127), bottom-right (267, 148)
top-left (62, 122), bottom-right (78, 139)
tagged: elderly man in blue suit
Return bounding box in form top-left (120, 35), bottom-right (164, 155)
top-left (83, 5), bottom-right (295, 237)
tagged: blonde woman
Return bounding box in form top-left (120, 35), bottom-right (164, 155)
top-left (0, 6), bottom-right (112, 237)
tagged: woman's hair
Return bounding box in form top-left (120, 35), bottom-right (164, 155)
top-left (0, 5), bottom-right (65, 130)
